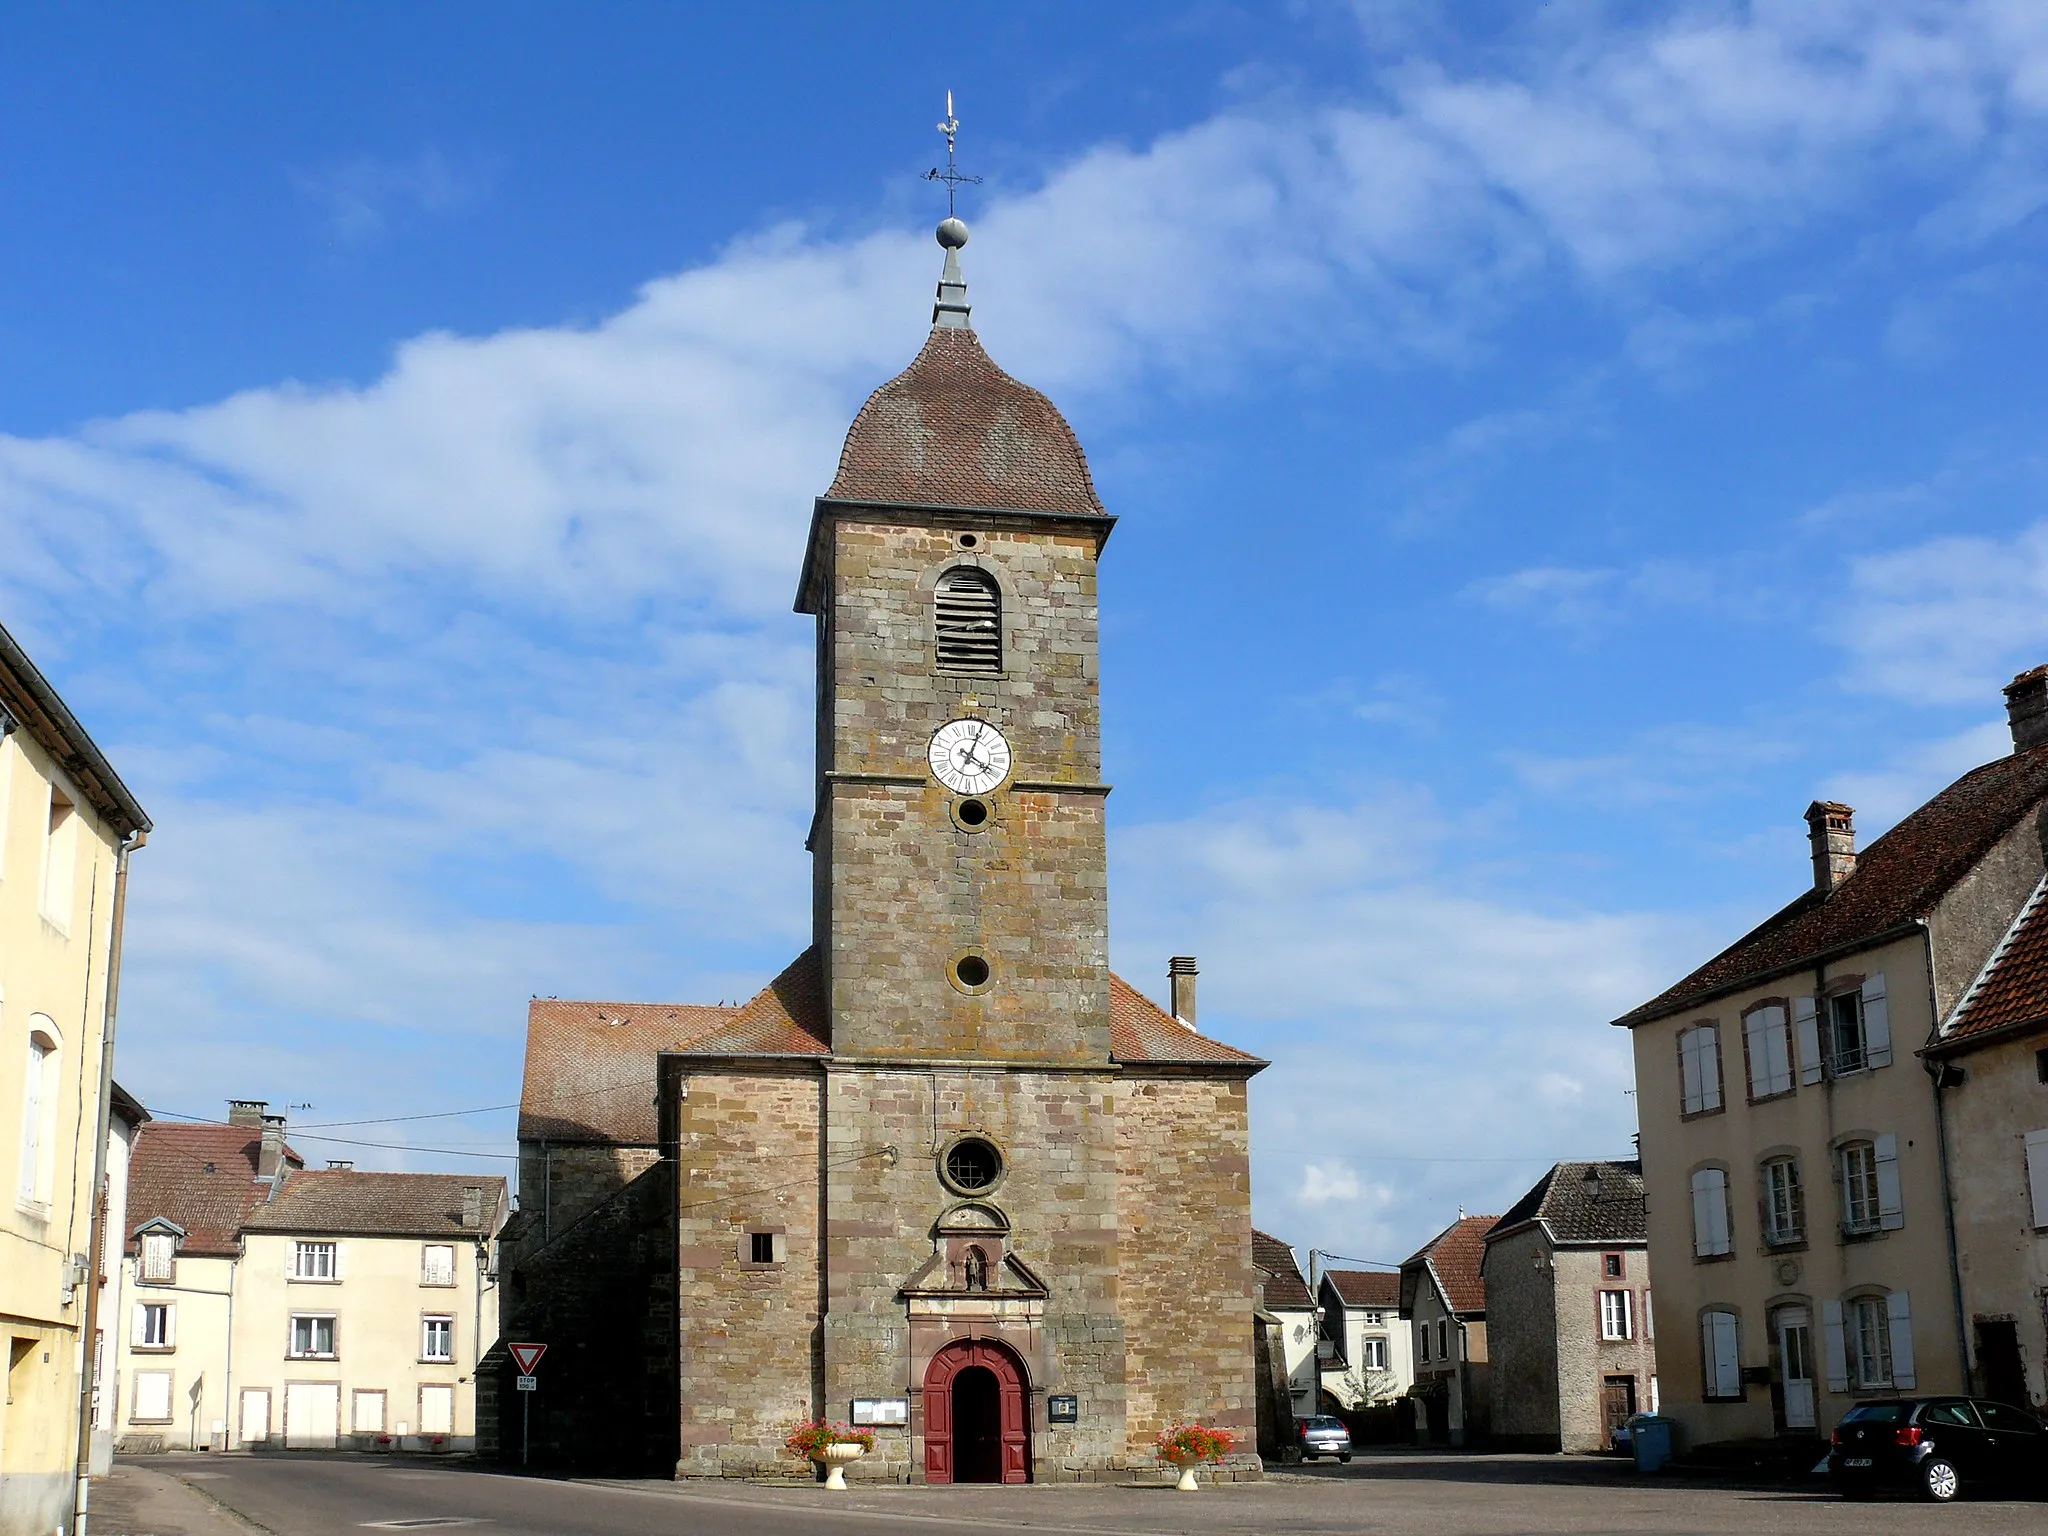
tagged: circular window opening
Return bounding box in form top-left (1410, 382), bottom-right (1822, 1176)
top-left (956, 532), bottom-right (981, 549)
top-left (943, 1137), bottom-right (1002, 1192)
top-left (954, 954), bottom-right (992, 989)
top-left (957, 797), bottom-right (989, 827)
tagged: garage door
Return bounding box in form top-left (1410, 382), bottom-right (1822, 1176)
top-left (284, 1382), bottom-right (340, 1448)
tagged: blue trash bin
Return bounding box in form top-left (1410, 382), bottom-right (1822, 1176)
top-left (1629, 1414), bottom-right (1674, 1473)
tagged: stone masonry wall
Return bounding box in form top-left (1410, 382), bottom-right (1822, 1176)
top-left (1483, 1226), bottom-right (1561, 1448)
top-left (1552, 1246), bottom-right (1655, 1452)
top-left (675, 1068), bottom-right (825, 1479)
top-left (511, 1142), bottom-right (659, 1266)
top-left (822, 1063), bottom-right (1127, 1481)
top-left (1116, 1074), bottom-right (1261, 1479)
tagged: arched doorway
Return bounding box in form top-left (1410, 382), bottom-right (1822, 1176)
top-left (922, 1338), bottom-right (1029, 1483)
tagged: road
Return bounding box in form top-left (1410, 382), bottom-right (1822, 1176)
top-left (107, 1451), bottom-right (2046, 1536)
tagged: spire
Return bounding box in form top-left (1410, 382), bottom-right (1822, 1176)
top-left (924, 92), bottom-right (981, 331)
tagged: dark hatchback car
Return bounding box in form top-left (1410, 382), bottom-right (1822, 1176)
top-left (1829, 1397), bottom-right (2047, 1501)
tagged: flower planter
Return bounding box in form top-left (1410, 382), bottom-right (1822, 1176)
top-left (814, 1442), bottom-right (866, 1490)
top-left (1163, 1450), bottom-right (1203, 1492)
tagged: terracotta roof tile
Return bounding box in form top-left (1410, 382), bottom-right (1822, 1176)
top-left (1252, 1229), bottom-right (1313, 1310)
top-left (1107, 975), bottom-right (1265, 1068)
top-left (675, 948), bottom-right (831, 1057)
top-left (825, 327), bottom-right (1107, 517)
top-left (1402, 1214), bottom-right (1496, 1317)
top-left (124, 1123), bottom-right (304, 1257)
top-left (242, 1171), bottom-right (506, 1239)
top-left (519, 998), bottom-right (738, 1144)
top-left (1324, 1269), bottom-right (1401, 1308)
top-left (1489, 1161), bottom-right (1646, 1246)
top-left (1937, 878), bottom-right (2048, 1050)
top-left (1616, 744), bottom-right (2048, 1028)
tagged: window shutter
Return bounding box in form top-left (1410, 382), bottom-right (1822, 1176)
top-left (1677, 1030), bottom-right (1696, 1113)
top-left (131, 1303), bottom-right (147, 1347)
top-left (1862, 974), bottom-right (1892, 1068)
top-left (934, 567), bottom-right (1001, 672)
top-left (1692, 1173), bottom-right (1714, 1257)
top-left (1874, 1133), bottom-right (1904, 1230)
top-left (1887, 1291), bottom-right (1916, 1390)
top-left (1701, 1312), bottom-right (1740, 1397)
top-left (2025, 1129), bottom-right (2048, 1229)
top-left (1794, 997), bottom-right (1823, 1084)
top-left (1821, 1300), bottom-right (1849, 1391)
top-left (165, 1303), bottom-right (177, 1350)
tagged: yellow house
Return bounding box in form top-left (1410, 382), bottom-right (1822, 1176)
top-left (117, 1103), bottom-right (505, 1453)
top-left (0, 622), bottom-right (149, 1536)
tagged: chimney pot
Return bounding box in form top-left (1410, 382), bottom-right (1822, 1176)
top-left (257, 1112), bottom-right (287, 1180)
top-left (1805, 801), bottom-right (1857, 894)
top-left (227, 1099), bottom-right (268, 1127)
top-left (1168, 956), bottom-right (1198, 1029)
top-left (2005, 665), bottom-right (2048, 753)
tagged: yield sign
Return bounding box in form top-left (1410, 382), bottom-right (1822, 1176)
top-left (508, 1342), bottom-right (546, 1375)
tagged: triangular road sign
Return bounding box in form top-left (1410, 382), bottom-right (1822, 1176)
top-left (508, 1342), bottom-right (546, 1374)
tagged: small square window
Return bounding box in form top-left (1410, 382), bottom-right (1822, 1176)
top-left (292, 1241), bottom-right (338, 1280)
top-left (750, 1232), bottom-right (776, 1264)
top-left (289, 1314), bottom-right (337, 1359)
top-left (421, 1315), bottom-right (453, 1362)
top-left (421, 1244), bottom-right (455, 1287)
top-left (1603, 1252), bottom-right (1624, 1279)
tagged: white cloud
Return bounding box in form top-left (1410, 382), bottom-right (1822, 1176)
top-left (1300, 1164), bottom-right (1365, 1205)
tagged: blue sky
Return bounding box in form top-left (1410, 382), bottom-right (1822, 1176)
top-left (7, 1), bottom-right (2048, 1265)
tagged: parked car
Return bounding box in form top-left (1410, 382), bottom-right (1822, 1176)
top-left (1828, 1397), bottom-right (2047, 1501)
top-left (1298, 1415), bottom-right (1353, 1462)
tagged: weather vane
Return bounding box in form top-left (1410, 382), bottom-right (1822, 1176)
top-left (924, 90), bottom-right (982, 218)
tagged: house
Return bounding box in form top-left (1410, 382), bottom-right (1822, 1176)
top-left (1316, 1269), bottom-right (1409, 1409)
top-left (1614, 666), bottom-right (2048, 1444)
top-left (1482, 1161), bottom-right (1656, 1452)
top-left (1400, 1215), bottom-right (1495, 1446)
top-left (0, 618), bottom-right (150, 1536)
top-left (88, 1083), bottom-right (150, 1474)
top-left (1251, 1229), bottom-right (1315, 1454)
top-left (116, 1102), bottom-right (505, 1452)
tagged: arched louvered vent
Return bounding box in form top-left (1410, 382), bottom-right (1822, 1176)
top-left (935, 566), bottom-right (1001, 673)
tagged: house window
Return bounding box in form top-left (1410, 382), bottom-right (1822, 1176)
top-left (1362, 1336), bottom-right (1388, 1370)
top-left (1763, 1156), bottom-right (1805, 1245)
top-left (1837, 1137), bottom-right (1902, 1234)
top-left (288, 1314), bottom-right (337, 1359)
top-left (1826, 977), bottom-right (1892, 1075)
top-left (421, 1315), bottom-right (453, 1363)
top-left (421, 1244), bottom-right (455, 1286)
top-left (1438, 1319), bottom-right (1451, 1361)
top-left (41, 786), bottom-right (78, 926)
top-left (1700, 1309), bottom-right (1742, 1400)
top-left (292, 1241), bottom-right (338, 1280)
top-left (1744, 1003), bottom-right (1795, 1099)
top-left (1602, 1252), bottom-right (1624, 1279)
top-left (1690, 1166), bottom-right (1733, 1257)
top-left (1679, 1023), bottom-right (1723, 1114)
top-left (2025, 1129), bottom-right (2048, 1229)
top-left (1416, 1323), bottom-right (1430, 1363)
top-left (1363, 1311), bottom-right (1382, 1326)
top-left (136, 1301), bottom-right (173, 1350)
top-left (1848, 1296), bottom-right (1893, 1388)
top-left (934, 566), bottom-right (1001, 672)
top-left (140, 1231), bottom-right (177, 1283)
top-left (1600, 1290), bottom-right (1634, 1341)
top-left (16, 1025), bottom-right (59, 1207)
top-left (131, 1369), bottom-right (173, 1423)
top-left (749, 1231), bottom-right (775, 1264)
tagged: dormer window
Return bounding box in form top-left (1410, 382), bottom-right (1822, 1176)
top-left (935, 566), bottom-right (1000, 673)
top-left (140, 1231), bottom-right (177, 1283)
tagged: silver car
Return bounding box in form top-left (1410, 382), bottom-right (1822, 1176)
top-left (1298, 1415), bottom-right (1353, 1462)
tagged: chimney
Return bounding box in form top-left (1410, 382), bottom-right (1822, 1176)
top-left (227, 1099), bottom-right (268, 1127)
top-left (257, 1113), bottom-right (288, 1180)
top-left (461, 1186), bottom-right (485, 1230)
top-left (1806, 801), bottom-right (1856, 894)
top-left (2006, 665), bottom-right (2048, 753)
top-left (1168, 956), bottom-right (1198, 1029)
top-left (325, 1160), bottom-right (354, 1171)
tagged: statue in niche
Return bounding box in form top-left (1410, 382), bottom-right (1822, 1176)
top-left (964, 1245), bottom-right (990, 1292)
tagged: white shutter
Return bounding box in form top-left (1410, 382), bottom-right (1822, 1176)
top-left (133, 1371), bottom-right (172, 1422)
top-left (131, 1303), bottom-right (147, 1346)
top-left (1821, 1300), bottom-right (1849, 1391)
top-left (1693, 1170), bottom-right (1727, 1257)
top-left (1702, 1311), bottom-right (1740, 1397)
top-left (1795, 997), bottom-right (1823, 1084)
top-left (2025, 1129), bottom-right (2048, 1229)
top-left (1874, 1133), bottom-right (1904, 1230)
top-left (164, 1302), bottom-right (176, 1349)
top-left (1887, 1291), bottom-right (1916, 1389)
top-left (1680, 1029), bottom-right (1703, 1113)
top-left (1862, 974), bottom-right (1892, 1068)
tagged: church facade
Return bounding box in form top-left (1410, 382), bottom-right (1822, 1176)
top-left (504, 222), bottom-right (1265, 1483)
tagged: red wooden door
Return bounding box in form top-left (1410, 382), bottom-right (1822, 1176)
top-left (922, 1339), bottom-right (1031, 1484)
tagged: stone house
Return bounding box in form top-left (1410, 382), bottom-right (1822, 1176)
top-left (1615, 667), bottom-right (2048, 1446)
top-left (1400, 1215), bottom-right (1495, 1446)
top-left (1250, 1230), bottom-right (1314, 1453)
top-left (0, 618), bottom-right (149, 1536)
top-left (117, 1102), bottom-right (504, 1453)
top-left (1316, 1270), bottom-right (1409, 1409)
top-left (499, 222), bottom-right (1268, 1484)
top-left (1482, 1161), bottom-right (1655, 1452)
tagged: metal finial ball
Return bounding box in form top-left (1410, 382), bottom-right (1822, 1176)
top-left (936, 217), bottom-right (970, 250)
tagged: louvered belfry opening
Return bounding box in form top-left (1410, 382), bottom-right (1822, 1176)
top-left (935, 565), bottom-right (1001, 672)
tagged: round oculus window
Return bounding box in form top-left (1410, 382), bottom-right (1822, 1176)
top-left (955, 797), bottom-right (989, 827)
top-left (954, 954), bottom-right (992, 989)
top-left (956, 531), bottom-right (981, 549)
top-left (942, 1137), bottom-right (1003, 1193)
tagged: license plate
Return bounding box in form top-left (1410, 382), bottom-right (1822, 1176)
top-left (1842, 1457), bottom-right (1872, 1468)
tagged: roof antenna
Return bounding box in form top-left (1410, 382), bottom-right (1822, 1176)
top-left (924, 91), bottom-right (979, 330)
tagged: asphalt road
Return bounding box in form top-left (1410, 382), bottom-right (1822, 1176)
top-left (116, 1451), bottom-right (2048, 1536)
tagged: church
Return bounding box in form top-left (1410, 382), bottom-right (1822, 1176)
top-left (499, 214), bottom-right (1266, 1484)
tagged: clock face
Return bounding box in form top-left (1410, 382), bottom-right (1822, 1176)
top-left (929, 718), bottom-right (1012, 796)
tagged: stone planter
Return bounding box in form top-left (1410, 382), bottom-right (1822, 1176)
top-left (813, 1442), bottom-right (866, 1490)
top-left (1163, 1450), bottom-right (1205, 1492)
